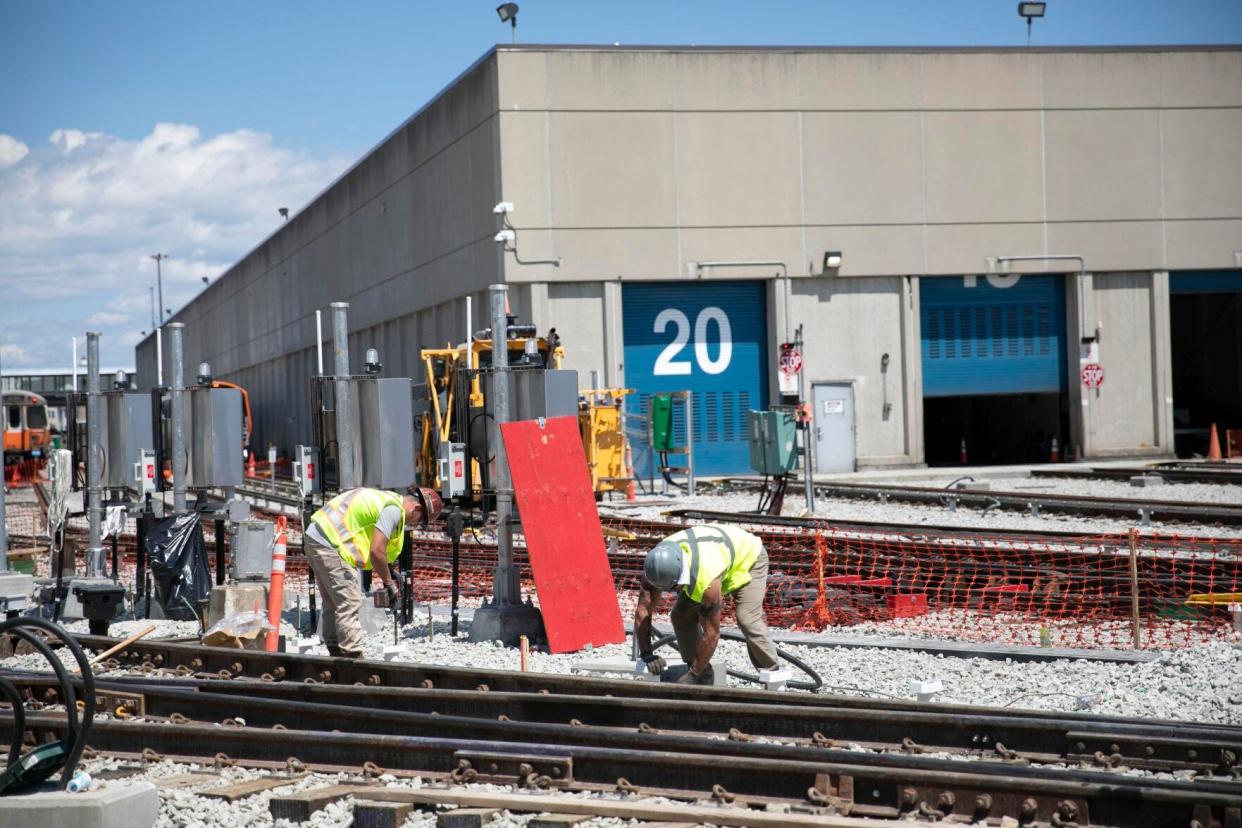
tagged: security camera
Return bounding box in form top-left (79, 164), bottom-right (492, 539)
top-left (493, 201), bottom-right (514, 215)
top-left (494, 229), bottom-right (516, 244)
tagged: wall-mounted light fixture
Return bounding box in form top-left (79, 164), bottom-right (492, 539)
top-left (1018, 2), bottom-right (1046, 45)
top-left (823, 251), bottom-right (843, 271)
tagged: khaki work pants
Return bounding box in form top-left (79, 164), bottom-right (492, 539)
top-left (670, 547), bottom-right (779, 670)
top-left (305, 538), bottom-right (365, 656)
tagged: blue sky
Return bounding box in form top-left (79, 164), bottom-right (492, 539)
top-left (2, 1), bottom-right (1240, 370)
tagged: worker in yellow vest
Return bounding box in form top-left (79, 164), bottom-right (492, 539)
top-left (305, 486), bottom-right (443, 658)
top-left (633, 524), bottom-right (778, 685)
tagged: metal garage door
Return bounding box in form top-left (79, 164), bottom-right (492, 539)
top-left (921, 275), bottom-right (1067, 397)
top-left (623, 281), bottom-right (768, 477)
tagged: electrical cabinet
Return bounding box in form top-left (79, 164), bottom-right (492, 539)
top-left (357, 377), bottom-right (416, 490)
top-left (103, 392), bottom-right (155, 492)
top-left (186, 386), bottom-right (244, 488)
top-left (747, 408), bottom-right (798, 476)
top-left (649, 394), bottom-right (674, 452)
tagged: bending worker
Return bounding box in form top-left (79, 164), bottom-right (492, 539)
top-left (633, 523), bottom-right (779, 684)
top-left (305, 486), bottom-right (442, 658)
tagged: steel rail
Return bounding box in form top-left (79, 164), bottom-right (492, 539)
top-left (61, 635), bottom-right (1242, 733)
top-left (1032, 467), bottom-right (1242, 487)
top-left (4, 711), bottom-right (1239, 826)
top-left (780, 480), bottom-right (1242, 526)
top-left (23, 673), bottom-right (1239, 775)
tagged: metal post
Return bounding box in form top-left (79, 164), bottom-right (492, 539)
top-left (315, 310), bottom-right (324, 375)
top-left (330, 302), bottom-right (357, 490)
top-left (1128, 529), bottom-right (1142, 650)
top-left (168, 323), bottom-right (187, 514)
top-left (215, 518), bottom-right (227, 586)
top-left (448, 509), bottom-right (463, 636)
top-left (490, 285), bottom-right (519, 606)
top-left (156, 328), bottom-right (163, 387)
top-left (0, 344), bottom-right (7, 568)
top-left (797, 325), bottom-right (816, 513)
top-left (684, 391), bottom-right (696, 497)
top-left (71, 337), bottom-right (78, 392)
top-left (86, 332), bottom-right (105, 576)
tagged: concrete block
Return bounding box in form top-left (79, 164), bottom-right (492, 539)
top-left (1130, 474), bottom-right (1165, 487)
top-left (661, 663), bottom-right (729, 687)
top-left (908, 678), bottom-right (944, 702)
top-left (358, 601), bottom-right (388, 636)
top-left (382, 645), bottom-right (403, 662)
top-left (0, 780), bottom-right (158, 828)
top-left (438, 808), bottom-right (497, 828)
top-left (206, 583), bottom-right (268, 629)
top-left (570, 659), bottom-right (659, 682)
top-left (759, 668), bottom-right (792, 691)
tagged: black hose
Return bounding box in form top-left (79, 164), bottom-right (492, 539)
top-left (0, 616), bottom-right (97, 790)
top-left (0, 675), bottom-right (26, 767)
top-left (649, 626), bottom-right (824, 692)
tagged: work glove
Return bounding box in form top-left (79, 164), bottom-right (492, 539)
top-left (675, 665), bottom-right (714, 685)
top-left (385, 581), bottom-right (403, 616)
top-left (639, 652), bottom-right (666, 676)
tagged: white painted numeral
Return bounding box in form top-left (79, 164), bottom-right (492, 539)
top-left (653, 308), bottom-right (692, 375)
top-left (694, 306), bottom-right (732, 375)
top-left (653, 306), bottom-right (734, 376)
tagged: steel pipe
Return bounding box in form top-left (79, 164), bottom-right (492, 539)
top-left (330, 302), bottom-right (357, 490)
top-left (167, 323), bottom-right (187, 514)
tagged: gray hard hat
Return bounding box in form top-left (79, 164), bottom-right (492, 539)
top-left (643, 540), bottom-right (683, 590)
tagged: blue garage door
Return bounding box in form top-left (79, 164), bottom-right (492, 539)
top-left (921, 275), bottom-right (1067, 397)
top-left (623, 281), bottom-right (768, 477)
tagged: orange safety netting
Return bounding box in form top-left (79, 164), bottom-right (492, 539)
top-left (393, 515), bottom-right (1242, 651)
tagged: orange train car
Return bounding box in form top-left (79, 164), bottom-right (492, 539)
top-left (3, 390), bottom-right (50, 463)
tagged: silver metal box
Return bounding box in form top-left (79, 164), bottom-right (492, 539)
top-left (186, 387), bottom-right (243, 488)
top-left (357, 378), bottom-right (415, 490)
top-left (495, 368), bottom-right (580, 422)
top-left (103, 392), bottom-right (155, 492)
top-left (229, 519), bottom-right (274, 582)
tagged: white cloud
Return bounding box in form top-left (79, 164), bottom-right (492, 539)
top-left (0, 123), bottom-right (348, 369)
top-left (0, 134), bottom-right (29, 168)
top-left (0, 343), bottom-right (35, 367)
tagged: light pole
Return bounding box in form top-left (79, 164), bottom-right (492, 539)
top-left (496, 3), bottom-right (519, 43)
top-left (1018, 2), bottom-right (1046, 46)
top-left (150, 253), bottom-right (170, 325)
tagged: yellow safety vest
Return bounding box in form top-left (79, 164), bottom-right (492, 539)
top-left (668, 525), bottom-right (762, 603)
top-left (310, 488), bottom-right (405, 570)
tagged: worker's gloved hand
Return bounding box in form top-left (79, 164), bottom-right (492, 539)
top-left (676, 665), bottom-right (714, 685)
top-left (639, 652), bottom-right (665, 676)
top-left (385, 581), bottom-right (403, 616)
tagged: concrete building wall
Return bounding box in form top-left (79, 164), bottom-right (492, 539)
top-left (136, 54), bottom-right (504, 452)
top-left (137, 45), bottom-right (1241, 462)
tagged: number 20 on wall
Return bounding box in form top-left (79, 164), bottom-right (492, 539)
top-left (653, 306), bottom-right (733, 376)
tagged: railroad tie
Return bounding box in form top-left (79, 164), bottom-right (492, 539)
top-left (268, 784), bottom-right (369, 822)
top-left (437, 808), bottom-right (499, 828)
top-left (353, 800), bottom-right (414, 828)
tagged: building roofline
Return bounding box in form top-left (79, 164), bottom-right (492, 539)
top-left (496, 43), bottom-right (1242, 55)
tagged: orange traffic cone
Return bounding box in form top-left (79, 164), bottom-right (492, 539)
top-left (623, 441), bottom-right (636, 502)
top-left (1050, 436), bottom-right (1060, 463)
top-left (959, 438), bottom-right (968, 465)
top-left (247, 452), bottom-right (256, 478)
top-left (1208, 423), bottom-right (1222, 461)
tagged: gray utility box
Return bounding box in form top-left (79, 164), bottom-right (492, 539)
top-left (488, 368), bottom-right (579, 422)
top-left (102, 392), bottom-right (155, 492)
top-left (185, 386), bottom-right (244, 488)
top-left (229, 519), bottom-right (274, 582)
top-left (357, 377), bottom-right (416, 489)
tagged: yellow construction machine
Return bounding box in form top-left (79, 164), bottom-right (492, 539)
top-left (417, 330), bottom-right (632, 498)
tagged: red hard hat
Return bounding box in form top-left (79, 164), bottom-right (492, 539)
top-left (410, 486), bottom-right (443, 528)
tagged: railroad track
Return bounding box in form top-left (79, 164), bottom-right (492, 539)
top-left (1033, 466), bottom-right (1242, 487)
top-left (2, 634), bottom-right (1239, 826)
top-left (719, 478), bottom-right (1242, 527)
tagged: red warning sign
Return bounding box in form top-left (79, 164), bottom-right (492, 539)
top-left (1080, 363), bottom-right (1105, 388)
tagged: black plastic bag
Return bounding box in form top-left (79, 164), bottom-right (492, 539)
top-left (146, 513), bottom-right (210, 620)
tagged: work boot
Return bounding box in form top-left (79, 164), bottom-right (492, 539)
top-left (325, 644), bottom-right (344, 658)
top-left (337, 649), bottom-right (363, 660)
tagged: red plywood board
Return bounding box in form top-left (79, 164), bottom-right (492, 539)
top-left (501, 415), bottom-right (625, 653)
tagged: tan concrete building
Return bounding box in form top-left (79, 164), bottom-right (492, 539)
top-left (137, 45), bottom-right (1242, 474)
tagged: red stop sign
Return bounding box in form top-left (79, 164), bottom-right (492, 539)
top-left (1081, 363), bottom-right (1104, 388)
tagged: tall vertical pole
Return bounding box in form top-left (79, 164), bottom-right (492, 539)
top-left (0, 343), bottom-right (8, 569)
top-left (86, 332), bottom-right (105, 576)
top-left (168, 323), bottom-right (187, 514)
top-left (489, 284), bottom-right (518, 606)
top-left (315, 310), bottom-right (324, 375)
top-left (1128, 529), bottom-right (1143, 650)
top-left (331, 302), bottom-right (357, 490)
top-left (71, 337), bottom-right (79, 392)
top-left (149, 286), bottom-right (156, 330)
top-left (156, 328), bottom-right (164, 387)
